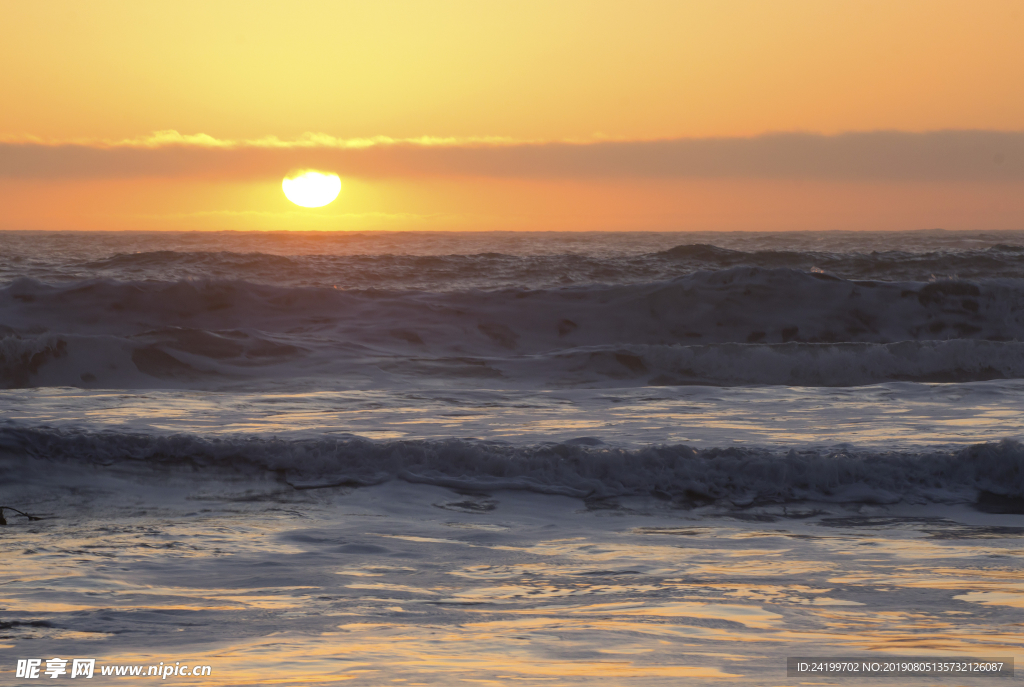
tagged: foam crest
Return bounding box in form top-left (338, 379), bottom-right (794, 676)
top-left (2, 428), bottom-right (1021, 506)
top-left (4, 268), bottom-right (1024, 388)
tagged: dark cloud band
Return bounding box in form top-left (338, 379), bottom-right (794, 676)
top-left (2, 130), bottom-right (1022, 181)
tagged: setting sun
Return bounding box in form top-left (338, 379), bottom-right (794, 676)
top-left (281, 170), bottom-right (341, 208)
top-left (3, 3), bottom-right (1024, 684)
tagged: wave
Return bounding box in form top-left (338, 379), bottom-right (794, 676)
top-left (555, 340), bottom-right (1024, 387)
top-left (3, 268), bottom-right (1024, 388)
top-left (8, 241), bottom-right (1024, 289)
top-left (4, 333), bottom-right (1024, 389)
top-left (88, 242), bottom-right (1024, 286)
top-left (2, 427), bottom-right (1021, 507)
top-left (57, 250), bottom-right (661, 290)
top-left (5, 267), bottom-right (1022, 345)
top-left (656, 243), bottom-right (1024, 282)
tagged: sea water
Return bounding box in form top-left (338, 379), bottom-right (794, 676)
top-left (1, 230), bottom-right (1022, 685)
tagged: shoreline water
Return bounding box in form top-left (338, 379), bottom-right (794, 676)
top-left (2, 477), bottom-right (1022, 685)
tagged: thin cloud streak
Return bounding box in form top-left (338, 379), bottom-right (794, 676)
top-left (0, 131), bottom-right (533, 149)
top-left (2, 131), bottom-right (1023, 182)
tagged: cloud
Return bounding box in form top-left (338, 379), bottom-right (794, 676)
top-left (0, 130), bottom-right (528, 150)
top-left (1, 130), bottom-right (1022, 182)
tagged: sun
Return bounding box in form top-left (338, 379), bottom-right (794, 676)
top-left (282, 170), bottom-right (342, 207)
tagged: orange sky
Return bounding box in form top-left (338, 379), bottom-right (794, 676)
top-left (2, 0), bottom-right (1023, 231)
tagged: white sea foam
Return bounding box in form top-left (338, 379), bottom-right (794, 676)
top-left (2, 266), bottom-right (1023, 389)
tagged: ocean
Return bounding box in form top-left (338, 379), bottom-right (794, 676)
top-left (1, 229), bottom-right (1022, 685)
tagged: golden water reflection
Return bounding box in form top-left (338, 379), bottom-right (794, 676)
top-left (2, 492), bottom-right (1023, 685)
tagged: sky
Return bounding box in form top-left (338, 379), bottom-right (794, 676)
top-left (1, 0), bottom-right (1023, 232)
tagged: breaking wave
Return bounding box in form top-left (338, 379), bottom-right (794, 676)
top-left (3, 266), bottom-right (1024, 388)
top-left (2, 427), bottom-right (1022, 507)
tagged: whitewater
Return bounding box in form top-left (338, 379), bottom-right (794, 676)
top-left (1, 229), bottom-right (1022, 685)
